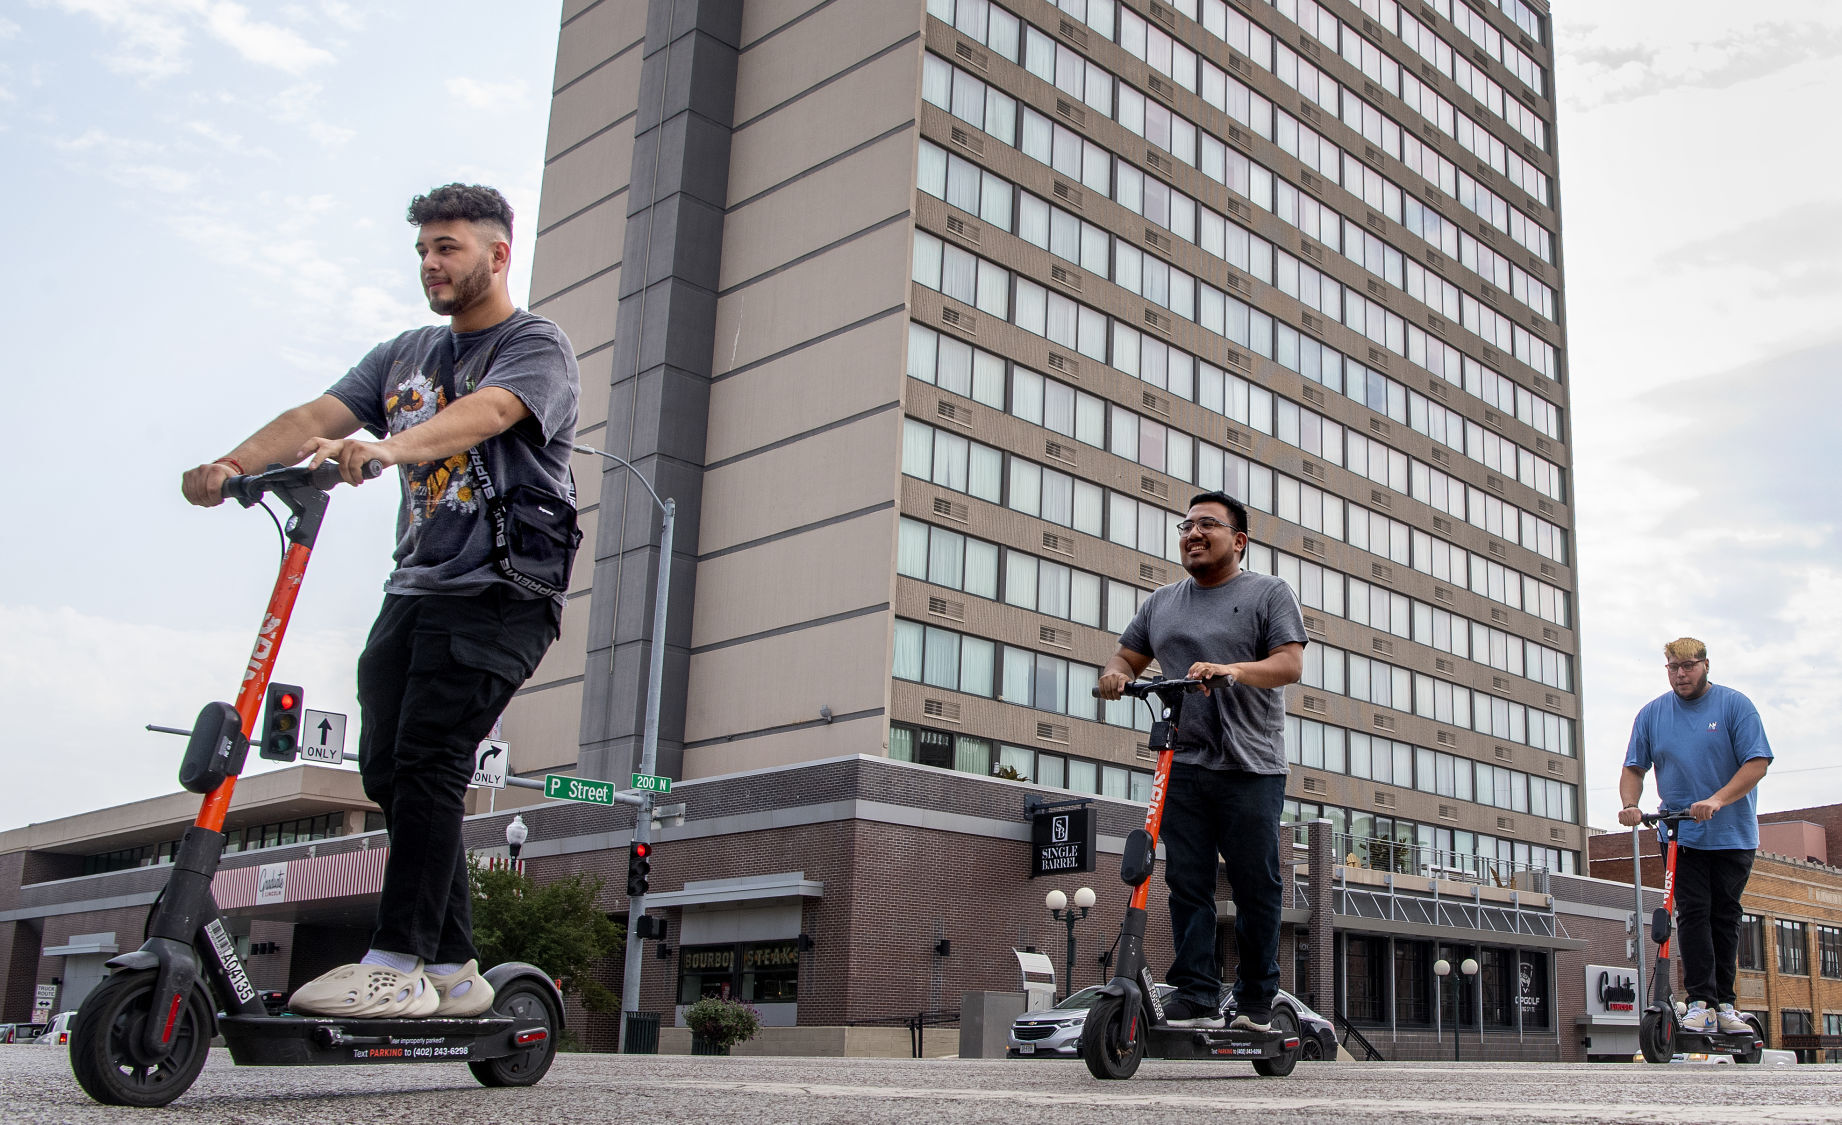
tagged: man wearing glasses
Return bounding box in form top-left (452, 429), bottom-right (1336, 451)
top-left (1097, 491), bottom-right (1305, 1030)
top-left (1618, 638), bottom-right (1772, 1037)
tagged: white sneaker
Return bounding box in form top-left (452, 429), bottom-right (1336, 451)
top-left (290, 961), bottom-right (439, 1019)
top-left (1715, 1004), bottom-right (1752, 1035)
top-left (426, 960), bottom-right (495, 1018)
top-left (1679, 1002), bottom-right (1715, 1034)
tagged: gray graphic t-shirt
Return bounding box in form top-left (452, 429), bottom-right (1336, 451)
top-left (1118, 570), bottom-right (1307, 774)
top-left (326, 310), bottom-right (579, 599)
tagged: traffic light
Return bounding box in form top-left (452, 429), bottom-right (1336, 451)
top-left (626, 841), bottom-right (652, 897)
top-left (259, 683), bottom-right (304, 762)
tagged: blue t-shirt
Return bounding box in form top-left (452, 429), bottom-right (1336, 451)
top-left (1623, 684), bottom-right (1772, 849)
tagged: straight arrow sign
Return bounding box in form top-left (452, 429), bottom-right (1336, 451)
top-left (300, 709), bottom-right (347, 765)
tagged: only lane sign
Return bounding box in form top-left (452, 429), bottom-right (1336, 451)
top-left (300, 709), bottom-right (347, 765)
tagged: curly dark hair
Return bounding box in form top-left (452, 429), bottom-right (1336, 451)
top-left (406, 183), bottom-right (513, 240)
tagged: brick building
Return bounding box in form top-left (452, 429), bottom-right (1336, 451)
top-left (4, 756), bottom-right (1669, 1061)
top-left (1589, 806), bottom-right (1842, 1062)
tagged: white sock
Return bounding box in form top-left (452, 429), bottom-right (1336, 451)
top-left (361, 949), bottom-right (421, 974)
top-left (426, 962), bottom-right (464, 976)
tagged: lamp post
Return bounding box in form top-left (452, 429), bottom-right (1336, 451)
top-left (1433, 956), bottom-right (1479, 1061)
top-left (1045, 887), bottom-right (1095, 1001)
top-left (574, 442), bottom-right (674, 1053)
top-left (505, 814), bottom-right (528, 874)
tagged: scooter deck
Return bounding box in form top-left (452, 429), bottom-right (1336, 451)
top-left (1674, 1028), bottom-right (1761, 1056)
top-left (219, 1013), bottom-right (537, 1067)
top-left (1146, 1024), bottom-right (1299, 1061)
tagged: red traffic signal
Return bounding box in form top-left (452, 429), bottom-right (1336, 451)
top-left (626, 841), bottom-right (652, 897)
top-left (259, 683), bottom-right (304, 762)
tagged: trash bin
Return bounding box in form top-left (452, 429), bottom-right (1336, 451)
top-left (622, 1010), bottom-right (662, 1054)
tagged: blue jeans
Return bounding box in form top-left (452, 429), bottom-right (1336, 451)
top-left (1161, 764), bottom-right (1286, 1017)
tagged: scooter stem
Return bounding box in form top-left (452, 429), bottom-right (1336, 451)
top-left (194, 540), bottom-right (315, 832)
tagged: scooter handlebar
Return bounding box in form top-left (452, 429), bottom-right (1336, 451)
top-left (1092, 676), bottom-right (1211, 699)
top-left (223, 459), bottom-right (383, 506)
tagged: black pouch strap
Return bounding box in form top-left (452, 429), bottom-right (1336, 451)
top-left (430, 325), bottom-right (574, 599)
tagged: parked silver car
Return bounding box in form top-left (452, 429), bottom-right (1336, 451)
top-left (1008, 986), bottom-right (1337, 1060)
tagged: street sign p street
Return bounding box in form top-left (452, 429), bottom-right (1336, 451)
top-left (545, 774), bottom-right (617, 806)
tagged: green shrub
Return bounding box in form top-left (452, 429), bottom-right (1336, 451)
top-left (682, 995), bottom-right (762, 1050)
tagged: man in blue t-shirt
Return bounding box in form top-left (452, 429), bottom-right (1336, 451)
top-left (1618, 637), bottom-right (1772, 1036)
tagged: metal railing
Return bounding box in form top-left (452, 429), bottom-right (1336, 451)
top-left (1333, 1011), bottom-right (1386, 1061)
top-left (1331, 831), bottom-right (1552, 894)
top-left (844, 1010), bottom-right (960, 1058)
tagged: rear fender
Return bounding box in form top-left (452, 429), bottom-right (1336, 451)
top-left (483, 961), bottom-right (567, 1029)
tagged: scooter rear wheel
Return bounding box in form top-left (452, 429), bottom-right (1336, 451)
top-left (69, 969), bottom-right (213, 1107)
top-left (1253, 1007), bottom-right (1302, 1077)
top-left (469, 978), bottom-right (561, 1087)
top-left (1080, 994), bottom-right (1144, 1080)
top-left (1638, 1009), bottom-right (1676, 1065)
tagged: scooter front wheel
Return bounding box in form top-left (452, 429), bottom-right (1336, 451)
top-left (1638, 1009), bottom-right (1676, 1065)
top-left (69, 969), bottom-right (213, 1107)
top-left (1081, 994), bottom-right (1144, 1080)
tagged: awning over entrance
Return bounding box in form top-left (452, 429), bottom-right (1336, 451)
top-left (646, 872), bottom-right (823, 910)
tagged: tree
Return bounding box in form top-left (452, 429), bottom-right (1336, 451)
top-left (469, 859), bottom-right (625, 1012)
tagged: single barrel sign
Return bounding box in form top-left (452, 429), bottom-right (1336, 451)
top-left (1031, 806), bottom-right (1096, 877)
top-left (544, 774), bottom-right (617, 806)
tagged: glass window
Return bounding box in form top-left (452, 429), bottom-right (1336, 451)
top-left (1777, 920), bottom-right (1809, 976)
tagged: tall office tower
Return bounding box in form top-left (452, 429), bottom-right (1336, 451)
top-left (518, 0), bottom-right (1578, 875)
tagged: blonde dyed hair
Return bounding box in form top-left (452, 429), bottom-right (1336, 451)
top-left (1663, 637), bottom-right (1707, 662)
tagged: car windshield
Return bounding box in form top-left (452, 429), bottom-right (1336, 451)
top-left (1054, 987), bottom-right (1108, 1010)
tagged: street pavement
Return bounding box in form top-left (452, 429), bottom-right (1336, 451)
top-left (6, 1047), bottom-right (1842, 1124)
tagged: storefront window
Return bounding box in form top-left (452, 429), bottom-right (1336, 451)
top-left (1345, 935), bottom-right (1386, 1023)
top-left (1393, 939), bottom-right (1431, 1026)
top-left (1479, 948), bottom-right (1513, 1026)
top-left (678, 944), bottom-right (736, 1003)
top-left (679, 941), bottom-right (801, 1005)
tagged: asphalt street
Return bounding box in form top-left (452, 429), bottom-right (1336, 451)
top-left (7, 1048), bottom-right (1841, 1124)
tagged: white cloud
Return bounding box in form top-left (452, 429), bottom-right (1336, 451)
top-left (445, 77), bottom-right (529, 111)
top-left (117, 161), bottom-right (197, 192)
top-left (203, 2), bottom-right (332, 75)
top-left (0, 16), bottom-right (22, 38)
top-left (0, 603), bottom-right (367, 827)
top-left (52, 0), bottom-right (334, 80)
top-left (52, 0), bottom-right (196, 79)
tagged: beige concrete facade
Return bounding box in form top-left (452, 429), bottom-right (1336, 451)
top-left (499, 0), bottom-right (1580, 874)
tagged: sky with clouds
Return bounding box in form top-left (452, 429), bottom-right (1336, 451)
top-left (1, 1), bottom-right (1837, 843)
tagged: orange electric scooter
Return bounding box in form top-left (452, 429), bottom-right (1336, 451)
top-left (1079, 677), bottom-right (1301, 1080)
top-left (68, 462), bottom-right (562, 1107)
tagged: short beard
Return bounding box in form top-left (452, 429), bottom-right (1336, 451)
top-left (428, 253), bottom-right (493, 317)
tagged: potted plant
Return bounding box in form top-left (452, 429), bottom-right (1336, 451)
top-left (683, 995), bottom-right (762, 1055)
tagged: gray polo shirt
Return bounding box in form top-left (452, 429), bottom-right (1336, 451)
top-left (1118, 570), bottom-right (1307, 774)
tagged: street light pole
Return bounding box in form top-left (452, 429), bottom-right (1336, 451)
top-left (575, 443), bottom-right (674, 1053)
top-left (1045, 887), bottom-right (1095, 1001)
top-left (1434, 957), bottom-right (1479, 1062)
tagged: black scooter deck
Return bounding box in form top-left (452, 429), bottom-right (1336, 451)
top-left (1674, 1028), bottom-right (1761, 1056)
top-left (219, 1013), bottom-right (534, 1067)
top-left (1146, 1024), bottom-right (1298, 1061)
